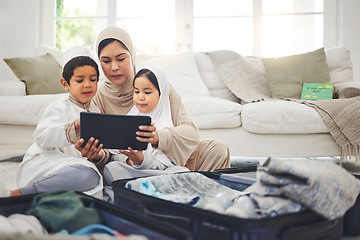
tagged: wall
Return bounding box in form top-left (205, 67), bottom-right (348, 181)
top-left (0, 0), bottom-right (40, 81)
top-left (340, 0), bottom-right (360, 81)
top-left (1, 0), bottom-right (360, 82)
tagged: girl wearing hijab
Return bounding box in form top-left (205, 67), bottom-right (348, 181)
top-left (75, 27), bottom-right (230, 174)
top-left (104, 67), bottom-right (190, 181)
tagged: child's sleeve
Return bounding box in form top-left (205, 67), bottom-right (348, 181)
top-left (34, 104), bottom-right (71, 148)
top-left (132, 153), bottom-right (168, 170)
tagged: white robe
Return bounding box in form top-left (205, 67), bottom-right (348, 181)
top-left (16, 95), bottom-right (103, 197)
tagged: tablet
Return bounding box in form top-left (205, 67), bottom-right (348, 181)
top-left (80, 112), bottom-right (151, 150)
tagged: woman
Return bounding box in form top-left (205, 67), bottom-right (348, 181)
top-left (75, 27), bottom-right (230, 176)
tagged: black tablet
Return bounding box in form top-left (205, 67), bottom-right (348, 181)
top-left (80, 112), bottom-right (151, 150)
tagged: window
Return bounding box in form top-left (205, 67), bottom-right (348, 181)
top-left (261, 0), bottom-right (324, 57)
top-left (51, 0), bottom-right (327, 57)
top-left (55, 0), bottom-right (107, 51)
top-left (115, 0), bottom-right (176, 55)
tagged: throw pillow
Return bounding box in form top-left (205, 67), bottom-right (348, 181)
top-left (136, 51), bottom-right (210, 97)
top-left (3, 53), bottom-right (66, 95)
top-left (208, 50), bottom-right (272, 103)
top-left (262, 48), bottom-right (330, 99)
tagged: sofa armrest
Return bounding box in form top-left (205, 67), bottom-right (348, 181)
top-left (0, 80), bottom-right (26, 96)
top-left (0, 93), bottom-right (67, 125)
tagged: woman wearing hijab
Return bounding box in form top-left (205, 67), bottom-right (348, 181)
top-left (75, 27), bottom-right (230, 174)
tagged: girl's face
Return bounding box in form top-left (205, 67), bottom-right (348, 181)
top-left (99, 41), bottom-right (133, 86)
top-left (61, 65), bottom-right (98, 103)
top-left (133, 76), bottom-right (160, 113)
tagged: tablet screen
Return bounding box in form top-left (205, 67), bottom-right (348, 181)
top-left (80, 112), bottom-right (151, 150)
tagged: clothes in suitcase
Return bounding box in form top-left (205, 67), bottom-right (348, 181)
top-left (112, 171), bottom-right (343, 240)
top-left (343, 173), bottom-right (360, 236)
top-left (209, 166), bottom-right (360, 237)
top-left (0, 190), bottom-right (191, 240)
top-left (205, 165), bottom-right (258, 191)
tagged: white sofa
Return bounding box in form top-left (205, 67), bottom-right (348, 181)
top-left (0, 46), bottom-right (356, 161)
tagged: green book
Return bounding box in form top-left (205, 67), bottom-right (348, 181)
top-left (301, 83), bottom-right (333, 100)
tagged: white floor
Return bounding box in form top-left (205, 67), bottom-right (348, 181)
top-left (0, 161), bottom-right (19, 193)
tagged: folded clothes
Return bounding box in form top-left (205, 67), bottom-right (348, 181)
top-left (246, 158), bottom-right (360, 219)
top-left (125, 172), bottom-right (244, 209)
top-left (25, 190), bottom-right (104, 233)
top-left (0, 213), bottom-right (47, 235)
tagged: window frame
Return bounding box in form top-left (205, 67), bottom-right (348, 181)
top-left (39, 0), bottom-right (338, 56)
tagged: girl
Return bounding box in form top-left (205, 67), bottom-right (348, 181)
top-left (104, 67), bottom-right (189, 182)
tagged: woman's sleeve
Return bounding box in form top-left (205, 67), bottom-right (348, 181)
top-left (156, 83), bottom-right (200, 166)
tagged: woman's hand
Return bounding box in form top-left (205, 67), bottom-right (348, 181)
top-left (119, 147), bottom-right (144, 165)
top-left (136, 121), bottom-right (159, 146)
top-left (75, 137), bottom-right (104, 161)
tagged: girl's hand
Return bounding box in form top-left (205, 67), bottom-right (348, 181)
top-left (119, 147), bottom-right (144, 165)
top-left (136, 121), bottom-right (159, 146)
top-left (75, 137), bottom-right (103, 160)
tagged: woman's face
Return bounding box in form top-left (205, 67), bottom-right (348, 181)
top-left (99, 40), bottom-right (133, 86)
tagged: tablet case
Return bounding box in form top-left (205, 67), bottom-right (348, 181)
top-left (80, 112), bottom-right (151, 150)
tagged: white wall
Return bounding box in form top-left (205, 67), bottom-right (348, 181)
top-left (0, 0), bottom-right (40, 81)
top-left (340, 0), bottom-right (360, 81)
top-left (1, 0), bottom-right (360, 82)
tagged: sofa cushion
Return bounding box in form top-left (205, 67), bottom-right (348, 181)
top-left (3, 53), bottom-right (66, 95)
top-left (0, 94), bottom-right (67, 125)
top-left (0, 80), bottom-right (26, 96)
top-left (207, 50), bottom-right (272, 103)
top-left (195, 52), bottom-right (240, 103)
top-left (35, 45), bottom-right (64, 67)
top-left (181, 96), bottom-right (242, 129)
top-left (241, 100), bottom-right (329, 134)
top-left (136, 51), bottom-right (210, 97)
top-left (262, 48), bottom-right (330, 99)
top-left (325, 47), bottom-right (354, 85)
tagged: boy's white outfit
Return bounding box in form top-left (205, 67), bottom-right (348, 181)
top-left (16, 46), bottom-right (104, 198)
top-left (16, 95), bottom-right (104, 197)
top-left (104, 67), bottom-right (189, 183)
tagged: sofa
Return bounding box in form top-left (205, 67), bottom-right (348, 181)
top-left (0, 46), bottom-right (357, 161)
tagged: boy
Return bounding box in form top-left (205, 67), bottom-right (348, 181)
top-left (10, 47), bottom-right (108, 198)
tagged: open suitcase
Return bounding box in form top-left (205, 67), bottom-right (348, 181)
top-left (0, 190), bottom-right (191, 240)
top-left (112, 170), bottom-right (343, 240)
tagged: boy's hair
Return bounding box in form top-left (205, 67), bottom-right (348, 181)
top-left (62, 56), bottom-right (100, 84)
top-left (134, 68), bottom-right (161, 96)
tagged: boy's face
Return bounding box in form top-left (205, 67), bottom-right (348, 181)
top-left (133, 76), bottom-right (160, 113)
top-left (61, 65), bottom-right (98, 103)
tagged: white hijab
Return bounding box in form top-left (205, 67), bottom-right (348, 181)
top-left (128, 66), bottom-right (173, 129)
